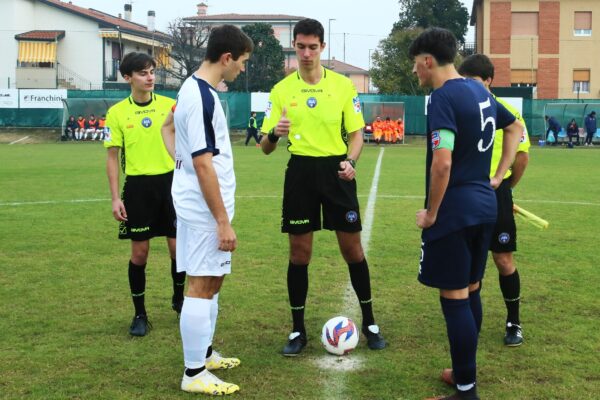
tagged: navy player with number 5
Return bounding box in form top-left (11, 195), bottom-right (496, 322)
top-left (409, 28), bottom-right (523, 400)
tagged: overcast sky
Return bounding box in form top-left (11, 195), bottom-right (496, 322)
top-left (68, 0), bottom-right (474, 70)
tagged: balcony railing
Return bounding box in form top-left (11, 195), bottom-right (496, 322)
top-left (459, 42), bottom-right (476, 57)
top-left (57, 62), bottom-right (102, 90)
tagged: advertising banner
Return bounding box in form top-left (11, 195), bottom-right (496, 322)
top-left (0, 89), bottom-right (19, 108)
top-left (19, 89), bottom-right (67, 109)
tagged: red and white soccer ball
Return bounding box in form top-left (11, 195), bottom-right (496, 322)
top-left (321, 316), bottom-right (359, 355)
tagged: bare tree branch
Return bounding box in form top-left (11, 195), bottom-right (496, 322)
top-left (156, 18), bottom-right (210, 84)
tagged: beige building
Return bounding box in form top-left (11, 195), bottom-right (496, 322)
top-left (322, 59), bottom-right (371, 94)
top-left (471, 0), bottom-right (599, 99)
top-left (184, 3), bottom-right (305, 72)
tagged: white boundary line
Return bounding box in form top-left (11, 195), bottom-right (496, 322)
top-left (314, 147), bottom-right (386, 398)
top-left (8, 136), bottom-right (30, 145)
top-left (1, 194), bottom-right (598, 208)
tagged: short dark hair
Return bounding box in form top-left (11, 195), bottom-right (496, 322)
top-left (293, 18), bottom-right (324, 43)
top-left (408, 27), bottom-right (457, 66)
top-left (458, 54), bottom-right (495, 81)
top-left (119, 52), bottom-right (156, 77)
top-left (205, 25), bottom-right (254, 63)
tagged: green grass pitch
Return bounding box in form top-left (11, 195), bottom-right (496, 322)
top-left (0, 140), bottom-right (599, 399)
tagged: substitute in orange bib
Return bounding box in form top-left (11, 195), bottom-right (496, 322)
top-left (395, 117), bottom-right (405, 143)
top-left (372, 116), bottom-right (384, 144)
top-left (383, 117), bottom-right (395, 143)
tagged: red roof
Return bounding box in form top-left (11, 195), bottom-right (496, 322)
top-left (185, 13), bottom-right (306, 22)
top-left (15, 30), bottom-right (65, 41)
top-left (38, 0), bottom-right (169, 40)
top-left (321, 59), bottom-right (368, 75)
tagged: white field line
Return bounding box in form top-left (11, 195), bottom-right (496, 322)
top-left (314, 147), bottom-right (386, 398)
top-left (8, 136), bottom-right (30, 145)
top-left (1, 194), bottom-right (598, 208)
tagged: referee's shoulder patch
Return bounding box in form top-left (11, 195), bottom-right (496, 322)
top-left (352, 96), bottom-right (361, 113)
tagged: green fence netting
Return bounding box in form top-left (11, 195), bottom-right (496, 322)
top-left (2, 89), bottom-right (599, 136)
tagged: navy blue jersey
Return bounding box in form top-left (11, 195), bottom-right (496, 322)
top-left (423, 78), bottom-right (515, 241)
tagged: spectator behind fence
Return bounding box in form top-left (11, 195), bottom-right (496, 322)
top-left (64, 115), bottom-right (78, 141)
top-left (545, 115), bottom-right (561, 146)
top-left (566, 119), bottom-right (580, 146)
top-left (584, 111), bottom-right (596, 146)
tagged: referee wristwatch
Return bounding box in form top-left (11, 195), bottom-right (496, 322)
top-left (267, 128), bottom-right (279, 143)
top-left (345, 158), bottom-right (356, 169)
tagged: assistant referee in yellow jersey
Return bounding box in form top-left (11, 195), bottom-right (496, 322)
top-left (459, 54), bottom-right (530, 348)
top-left (104, 52), bottom-right (185, 337)
top-left (261, 18), bottom-right (385, 356)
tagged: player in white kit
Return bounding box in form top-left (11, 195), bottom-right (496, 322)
top-left (162, 25), bottom-right (253, 395)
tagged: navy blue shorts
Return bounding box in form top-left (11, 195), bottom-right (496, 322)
top-left (418, 223), bottom-right (495, 290)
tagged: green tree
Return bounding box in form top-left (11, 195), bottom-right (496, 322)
top-left (370, 29), bottom-right (428, 95)
top-left (393, 0), bottom-right (469, 43)
top-left (227, 23), bottom-right (285, 92)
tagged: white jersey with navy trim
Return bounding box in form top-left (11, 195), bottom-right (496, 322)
top-left (172, 74), bottom-right (235, 230)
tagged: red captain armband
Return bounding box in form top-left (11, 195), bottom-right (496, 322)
top-left (171, 104), bottom-right (176, 113)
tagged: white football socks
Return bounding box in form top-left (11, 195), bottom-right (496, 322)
top-left (208, 293), bottom-right (219, 347)
top-left (180, 296), bottom-right (212, 369)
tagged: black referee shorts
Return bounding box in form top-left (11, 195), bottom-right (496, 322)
top-left (490, 178), bottom-right (517, 253)
top-left (119, 171), bottom-right (176, 241)
top-left (281, 155), bottom-right (362, 234)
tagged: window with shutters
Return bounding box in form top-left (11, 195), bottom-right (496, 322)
top-left (511, 12), bottom-right (538, 36)
top-left (574, 12), bottom-right (592, 36)
top-left (573, 70), bottom-right (590, 93)
top-left (511, 69), bottom-right (537, 87)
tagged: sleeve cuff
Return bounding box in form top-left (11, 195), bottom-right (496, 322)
top-left (191, 147), bottom-right (220, 158)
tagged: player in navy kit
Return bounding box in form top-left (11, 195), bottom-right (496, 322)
top-left (409, 28), bottom-right (524, 400)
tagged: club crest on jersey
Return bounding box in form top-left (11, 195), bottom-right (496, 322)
top-left (352, 96), bottom-right (361, 113)
top-left (307, 97), bottom-right (317, 108)
top-left (346, 211), bottom-right (358, 223)
top-left (431, 131), bottom-right (441, 149)
top-left (141, 117), bottom-right (152, 128)
top-left (498, 232), bottom-right (510, 244)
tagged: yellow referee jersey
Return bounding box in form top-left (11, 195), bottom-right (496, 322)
top-left (490, 96), bottom-right (530, 179)
top-left (104, 93), bottom-right (175, 176)
top-left (261, 67), bottom-right (365, 157)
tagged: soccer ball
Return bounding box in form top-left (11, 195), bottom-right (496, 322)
top-left (321, 316), bottom-right (359, 355)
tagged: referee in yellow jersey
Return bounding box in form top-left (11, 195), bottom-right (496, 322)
top-left (104, 52), bottom-right (185, 337)
top-left (261, 18), bottom-right (386, 356)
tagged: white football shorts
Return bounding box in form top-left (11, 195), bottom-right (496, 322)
top-left (176, 221), bottom-right (232, 277)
